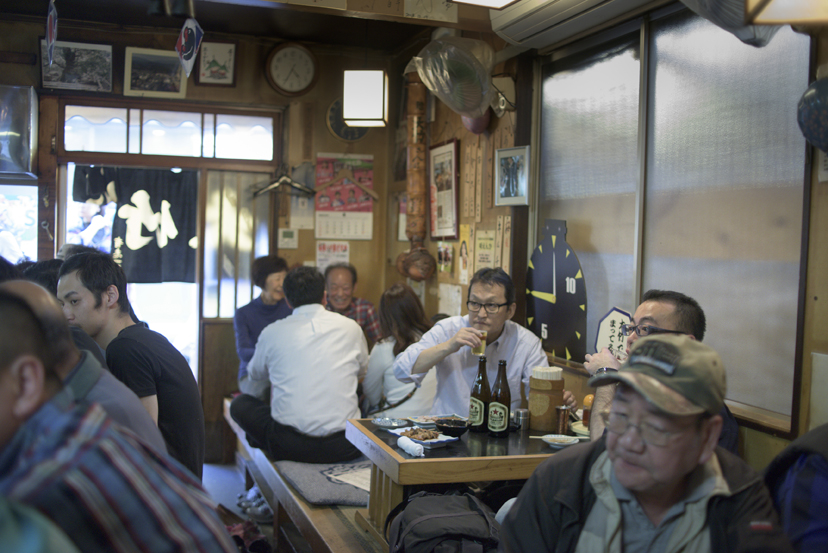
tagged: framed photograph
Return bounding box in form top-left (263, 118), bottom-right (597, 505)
top-left (196, 41), bottom-right (237, 87)
top-left (495, 146), bottom-right (530, 206)
top-left (124, 47), bottom-right (187, 99)
top-left (40, 40), bottom-right (112, 92)
top-left (429, 139), bottom-right (459, 240)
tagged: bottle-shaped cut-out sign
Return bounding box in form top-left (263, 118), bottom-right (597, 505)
top-left (526, 219), bottom-right (587, 361)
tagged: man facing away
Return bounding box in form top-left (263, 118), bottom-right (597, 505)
top-left (0, 290), bottom-right (237, 553)
top-left (0, 279), bottom-right (166, 453)
top-left (230, 266), bottom-right (366, 463)
top-left (324, 262), bottom-right (381, 344)
top-left (585, 289), bottom-right (739, 454)
top-left (394, 267), bottom-right (576, 416)
top-left (500, 334), bottom-right (792, 553)
top-left (56, 252), bottom-right (205, 479)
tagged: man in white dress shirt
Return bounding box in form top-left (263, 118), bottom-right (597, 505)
top-left (229, 266), bottom-right (367, 463)
top-left (394, 268), bottom-right (576, 416)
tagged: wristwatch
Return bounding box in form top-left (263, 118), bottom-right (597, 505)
top-left (594, 367), bottom-right (619, 377)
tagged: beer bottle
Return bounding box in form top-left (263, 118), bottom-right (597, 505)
top-left (468, 356), bottom-right (490, 433)
top-left (488, 360), bottom-right (511, 438)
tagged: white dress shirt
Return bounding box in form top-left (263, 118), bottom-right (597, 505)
top-left (247, 303), bottom-right (368, 436)
top-left (364, 338), bottom-right (438, 418)
top-left (393, 316), bottom-right (549, 416)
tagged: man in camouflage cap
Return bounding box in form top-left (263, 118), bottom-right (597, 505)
top-left (500, 334), bottom-right (792, 553)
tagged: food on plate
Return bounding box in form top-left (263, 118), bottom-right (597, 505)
top-left (401, 428), bottom-right (441, 441)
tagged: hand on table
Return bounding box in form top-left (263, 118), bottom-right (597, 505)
top-left (584, 347), bottom-right (621, 376)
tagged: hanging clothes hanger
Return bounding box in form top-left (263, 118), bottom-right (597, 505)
top-left (252, 174), bottom-right (316, 198)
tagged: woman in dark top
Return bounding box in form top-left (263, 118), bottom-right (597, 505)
top-left (233, 256), bottom-right (292, 394)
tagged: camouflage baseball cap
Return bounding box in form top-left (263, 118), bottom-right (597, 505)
top-left (588, 334), bottom-right (726, 416)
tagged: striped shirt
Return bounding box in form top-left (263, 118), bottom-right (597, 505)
top-left (0, 389), bottom-right (236, 553)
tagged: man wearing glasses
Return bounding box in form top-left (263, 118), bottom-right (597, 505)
top-left (500, 335), bottom-right (792, 553)
top-left (394, 267), bottom-right (576, 416)
top-left (584, 290), bottom-right (738, 453)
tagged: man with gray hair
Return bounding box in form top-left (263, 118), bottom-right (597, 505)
top-left (500, 334), bottom-right (791, 552)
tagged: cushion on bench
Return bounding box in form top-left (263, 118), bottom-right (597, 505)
top-left (273, 456), bottom-right (370, 506)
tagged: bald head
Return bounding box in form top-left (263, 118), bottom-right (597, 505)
top-left (0, 280), bottom-right (78, 376)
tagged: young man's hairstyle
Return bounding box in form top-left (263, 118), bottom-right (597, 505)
top-left (251, 256), bottom-right (288, 289)
top-left (283, 266), bottom-right (325, 308)
top-left (0, 257), bottom-right (22, 283)
top-left (468, 268), bottom-right (515, 305)
top-left (58, 252), bottom-right (131, 314)
top-left (0, 291), bottom-right (63, 384)
top-left (324, 262), bottom-right (358, 286)
top-left (378, 283), bottom-right (432, 356)
top-left (641, 289), bottom-right (706, 341)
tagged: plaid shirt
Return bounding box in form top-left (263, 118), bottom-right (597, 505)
top-left (327, 297), bottom-right (381, 343)
top-left (773, 452), bottom-right (828, 551)
top-left (0, 390), bottom-right (236, 553)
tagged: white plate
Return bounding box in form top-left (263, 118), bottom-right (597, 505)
top-left (371, 417), bottom-right (409, 429)
top-left (407, 414), bottom-right (467, 429)
top-left (541, 434), bottom-right (580, 449)
top-left (387, 427), bottom-right (460, 448)
top-left (570, 421), bottom-right (589, 437)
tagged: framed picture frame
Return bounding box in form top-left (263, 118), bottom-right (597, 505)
top-left (40, 39), bottom-right (112, 92)
top-left (429, 139), bottom-right (459, 240)
top-left (124, 47), bottom-right (187, 99)
top-left (196, 41), bottom-right (237, 87)
top-left (495, 146), bottom-right (530, 206)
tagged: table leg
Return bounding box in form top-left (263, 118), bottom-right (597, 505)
top-left (356, 463), bottom-right (404, 547)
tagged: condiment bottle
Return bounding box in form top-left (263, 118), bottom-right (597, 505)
top-left (488, 360), bottom-right (511, 438)
top-left (469, 356), bottom-right (490, 433)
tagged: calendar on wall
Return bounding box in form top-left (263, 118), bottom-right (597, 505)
top-left (314, 153), bottom-right (374, 240)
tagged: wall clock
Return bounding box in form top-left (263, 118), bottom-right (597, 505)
top-left (265, 42), bottom-right (318, 96)
top-left (326, 98), bottom-right (369, 142)
top-left (526, 219), bottom-right (587, 361)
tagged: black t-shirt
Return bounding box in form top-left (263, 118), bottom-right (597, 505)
top-left (107, 324), bottom-right (205, 479)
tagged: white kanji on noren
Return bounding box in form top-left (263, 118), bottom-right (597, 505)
top-left (117, 190), bottom-right (179, 250)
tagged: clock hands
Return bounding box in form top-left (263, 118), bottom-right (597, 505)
top-left (528, 290), bottom-right (556, 304)
top-left (552, 251), bottom-right (556, 297)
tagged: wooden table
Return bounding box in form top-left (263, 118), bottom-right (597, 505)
top-left (345, 419), bottom-right (555, 546)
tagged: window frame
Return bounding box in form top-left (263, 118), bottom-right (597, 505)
top-left (531, 4), bottom-right (814, 438)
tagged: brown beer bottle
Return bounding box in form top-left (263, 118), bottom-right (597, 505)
top-left (488, 360), bottom-right (511, 438)
top-left (468, 356), bottom-right (490, 433)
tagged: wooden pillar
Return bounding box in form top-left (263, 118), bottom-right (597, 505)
top-left (37, 95), bottom-right (59, 260)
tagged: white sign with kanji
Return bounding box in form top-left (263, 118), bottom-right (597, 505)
top-left (595, 306), bottom-right (631, 360)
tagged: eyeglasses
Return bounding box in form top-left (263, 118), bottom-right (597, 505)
top-left (467, 301), bottom-right (509, 314)
top-left (620, 323), bottom-right (686, 338)
top-left (600, 411), bottom-right (679, 447)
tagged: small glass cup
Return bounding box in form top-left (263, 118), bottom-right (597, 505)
top-left (472, 331), bottom-right (488, 356)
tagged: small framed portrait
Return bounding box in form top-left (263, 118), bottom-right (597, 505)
top-left (40, 40), bottom-right (112, 92)
top-left (429, 139), bottom-right (459, 240)
top-left (196, 41), bottom-right (237, 87)
top-left (124, 47), bottom-right (187, 99)
top-left (495, 146), bottom-right (530, 207)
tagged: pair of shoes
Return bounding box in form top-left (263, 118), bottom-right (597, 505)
top-left (226, 522), bottom-right (248, 552)
top-left (237, 486), bottom-right (262, 509)
top-left (226, 521), bottom-right (272, 553)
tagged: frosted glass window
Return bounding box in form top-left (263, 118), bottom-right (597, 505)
top-left (643, 13), bottom-right (809, 416)
top-left (203, 113), bottom-right (215, 158)
top-left (538, 33), bottom-right (640, 350)
top-left (64, 106), bottom-right (127, 153)
top-left (215, 114), bottom-right (273, 161)
top-left (128, 109), bottom-right (141, 154)
top-left (141, 110), bottom-right (202, 157)
top-left (538, 9), bottom-right (810, 422)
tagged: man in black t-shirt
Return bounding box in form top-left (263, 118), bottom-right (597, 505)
top-left (56, 252), bottom-right (205, 479)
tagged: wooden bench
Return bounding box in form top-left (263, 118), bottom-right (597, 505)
top-left (223, 399), bottom-right (382, 553)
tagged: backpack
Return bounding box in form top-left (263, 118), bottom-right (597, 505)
top-left (385, 491), bottom-right (500, 553)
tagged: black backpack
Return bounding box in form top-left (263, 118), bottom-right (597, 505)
top-left (384, 491), bottom-right (500, 553)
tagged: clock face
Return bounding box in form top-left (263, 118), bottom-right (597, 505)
top-left (266, 43), bottom-right (317, 96)
top-left (526, 219), bottom-right (588, 361)
top-left (326, 99), bottom-right (369, 142)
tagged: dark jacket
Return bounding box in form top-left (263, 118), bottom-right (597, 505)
top-left (764, 423), bottom-right (828, 490)
top-left (500, 438), bottom-right (792, 553)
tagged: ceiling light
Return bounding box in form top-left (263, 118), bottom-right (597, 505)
top-left (449, 0), bottom-right (520, 10)
top-left (343, 70), bottom-right (388, 127)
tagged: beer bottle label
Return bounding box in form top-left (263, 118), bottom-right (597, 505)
top-left (488, 402), bottom-right (509, 432)
top-left (469, 397), bottom-right (484, 425)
